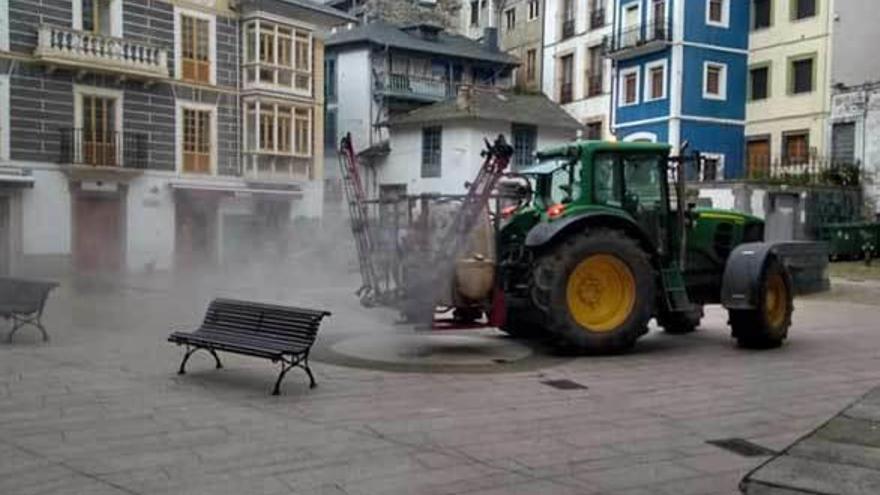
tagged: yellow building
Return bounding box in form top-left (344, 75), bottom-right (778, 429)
top-left (745, 0), bottom-right (833, 175)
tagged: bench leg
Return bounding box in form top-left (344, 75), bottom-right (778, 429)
top-left (272, 361), bottom-right (293, 396)
top-left (303, 355), bottom-right (317, 389)
top-left (178, 346), bottom-right (198, 375)
top-left (6, 314), bottom-right (48, 343)
top-left (208, 349), bottom-right (223, 369)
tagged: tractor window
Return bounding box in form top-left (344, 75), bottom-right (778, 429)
top-left (593, 153), bottom-right (621, 207)
top-left (623, 154), bottom-right (664, 209)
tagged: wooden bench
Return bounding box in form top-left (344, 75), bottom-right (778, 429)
top-left (0, 277), bottom-right (59, 343)
top-left (168, 298), bottom-right (331, 395)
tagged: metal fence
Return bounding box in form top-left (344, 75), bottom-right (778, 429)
top-left (58, 128), bottom-right (148, 169)
top-left (745, 156), bottom-right (862, 187)
top-left (605, 19), bottom-right (672, 54)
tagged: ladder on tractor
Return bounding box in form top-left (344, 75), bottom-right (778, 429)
top-left (338, 133), bottom-right (382, 305)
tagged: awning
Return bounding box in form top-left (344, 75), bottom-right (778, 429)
top-left (169, 179), bottom-right (303, 198)
top-left (0, 169), bottom-right (36, 188)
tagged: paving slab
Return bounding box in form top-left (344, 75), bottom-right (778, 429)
top-left (741, 386), bottom-right (880, 494)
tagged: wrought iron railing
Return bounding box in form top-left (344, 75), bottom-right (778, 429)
top-left (585, 72), bottom-right (603, 97)
top-left (559, 82), bottom-right (573, 104)
top-left (590, 8), bottom-right (606, 30)
top-left (745, 156), bottom-right (862, 187)
top-left (561, 19), bottom-right (576, 40)
top-left (35, 25), bottom-right (169, 78)
top-left (605, 19), bottom-right (672, 55)
top-left (58, 128), bottom-right (148, 169)
top-left (380, 73), bottom-right (450, 100)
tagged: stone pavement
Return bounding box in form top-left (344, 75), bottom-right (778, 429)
top-left (1, 266), bottom-right (879, 495)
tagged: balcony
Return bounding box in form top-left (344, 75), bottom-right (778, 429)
top-left (745, 156), bottom-right (862, 187)
top-left (35, 25), bottom-right (169, 80)
top-left (58, 128), bottom-right (148, 170)
top-left (377, 73), bottom-right (451, 102)
top-left (559, 82), bottom-right (573, 104)
top-left (561, 19), bottom-right (576, 40)
top-left (605, 20), bottom-right (671, 60)
top-left (590, 9), bottom-right (606, 30)
top-left (585, 72), bottom-right (603, 97)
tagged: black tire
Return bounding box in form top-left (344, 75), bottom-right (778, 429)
top-left (729, 258), bottom-right (793, 349)
top-left (531, 229), bottom-right (655, 353)
top-left (658, 306), bottom-right (704, 334)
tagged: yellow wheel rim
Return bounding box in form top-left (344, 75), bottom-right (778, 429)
top-left (566, 254), bottom-right (636, 333)
top-left (765, 272), bottom-right (788, 328)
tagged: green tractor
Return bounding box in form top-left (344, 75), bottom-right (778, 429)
top-left (496, 140), bottom-right (829, 353)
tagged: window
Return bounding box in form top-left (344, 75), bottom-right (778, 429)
top-left (650, 0), bottom-right (667, 39)
top-left (782, 131), bottom-right (810, 165)
top-left (325, 109), bottom-right (337, 150)
top-left (0, 0), bottom-right (8, 52)
top-left (831, 122), bottom-right (856, 165)
top-left (505, 8), bottom-right (515, 31)
top-left (793, 0), bottom-right (816, 20)
top-left (470, 1), bottom-right (479, 26)
top-left (594, 153), bottom-right (621, 206)
top-left (294, 108), bottom-right (310, 156)
top-left (512, 124), bottom-right (537, 168)
top-left (706, 0), bottom-right (728, 27)
top-left (243, 101), bottom-right (311, 177)
top-left (178, 12), bottom-right (212, 84)
top-left (559, 54), bottom-right (574, 103)
top-left (421, 126), bottom-right (441, 178)
top-left (749, 65), bottom-right (769, 101)
top-left (0, 76), bottom-right (8, 161)
top-left (790, 56), bottom-right (814, 94)
top-left (526, 49), bottom-right (537, 82)
top-left (586, 45), bottom-right (603, 97)
top-left (698, 153), bottom-right (724, 181)
top-left (644, 60), bottom-right (667, 101)
top-left (182, 108), bottom-right (212, 173)
top-left (585, 120), bottom-right (602, 140)
top-left (243, 20), bottom-right (312, 94)
top-left (752, 0), bottom-right (771, 29)
top-left (325, 58), bottom-right (337, 102)
top-left (746, 136), bottom-right (771, 177)
top-left (620, 67), bottom-right (639, 106)
top-left (73, 86), bottom-right (124, 167)
top-left (528, 0), bottom-right (539, 20)
top-left (624, 154), bottom-right (664, 205)
top-left (703, 62), bottom-right (727, 100)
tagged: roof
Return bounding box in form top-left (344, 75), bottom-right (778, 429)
top-left (387, 90), bottom-right (582, 130)
top-left (326, 21), bottom-right (518, 66)
top-left (279, 0), bottom-right (357, 21)
top-left (241, 0), bottom-right (356, 23)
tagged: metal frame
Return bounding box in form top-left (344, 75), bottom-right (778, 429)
top-left (5, 308), bottom-right (49, 342)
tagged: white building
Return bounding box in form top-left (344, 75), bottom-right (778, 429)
top-left (830, 82), bottom-right (880, 217)
top-left (374, 88), bottom-right (580, 197)
top-left (541, 0), bottom-right (612, 139)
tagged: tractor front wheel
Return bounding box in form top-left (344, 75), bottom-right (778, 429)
top-left (729, 258), bottom-right (793, 349)
top-left (658, 306), bottom-right (704, 334)
top-left (531, 229), bottom-right (655, 353)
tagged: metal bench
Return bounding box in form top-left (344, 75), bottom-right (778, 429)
top-left (168, 298), bottom-right (331, 395)
top-left (0, 277), bottom-right (59, 343)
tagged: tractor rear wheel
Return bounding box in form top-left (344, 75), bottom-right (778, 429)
top-left (531, 229), bottom-right (655, 353)
top-left (729, 258), bottom-right (793, 349)
top-left (658, 306), bottom-right (703, 334)
top-left (499, 302), bottom-right (545, 339)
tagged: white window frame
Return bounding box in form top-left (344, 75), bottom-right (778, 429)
top-left (706, 0), bottom-right (730, 28)
top-left (702, 61), bottom-right (727, 101)
top-left (505, 7), bottom-right (516, 30)
top-left (174, 6), bottom-right (217, 85)
top-left (621, 2), bottom-right (641, 31)
top-left (0, 75), bottom-right (9, 161)
top-left (175, 100), bottom-right (218, 175)
top-left (643, 59), bottom-right (667, 102)
top-left (72, 0), bottom-right (123, 37)
top-left (619, 66), bottom-right (641, 107)
top-left (0, 0), bottom-right (9, 51)
top-left (73, 85), bottom-right (124, 164)
top-left (699, 152), bottom-right (725, 181)
top-left (528, 0), bottom-right (539, 21)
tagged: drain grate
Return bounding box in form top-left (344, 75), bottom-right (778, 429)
top-left (541, 379), bottom-right (588, 390)
top-left (707, 438), bottom-right (777, 457)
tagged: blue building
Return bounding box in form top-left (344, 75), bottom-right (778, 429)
top-left (607, 0), bottom-right (748, 179)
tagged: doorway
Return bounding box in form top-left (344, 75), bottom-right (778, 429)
top-left (73, 193), bottom-right (124, 272)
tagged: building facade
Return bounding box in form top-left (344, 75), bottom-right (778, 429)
top-left (0, 0), bottom-right (350, 275)
top-left (542, 0), bottom-right (611, 139)
top-left (745, 0), bottom-right (833, 178)
top-left (323, 20), bottom-right (517, 197)
top-left (608, 0), bottom-right (748, 179)
top-left (458, 0), bottom-right (543, 92)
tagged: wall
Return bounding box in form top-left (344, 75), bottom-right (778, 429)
top-left (830, 85), bottom-right (880, 215)
top-left (830, 0), bottom-right (880, 88)
top-left (20, 168), bottom-right (70, 256)
top-left (334, 47), bottom-right (373, 152)
top-left (381, 119), bottom-right (574, 195)
top-left (126, 173), bottom-right (175, 272)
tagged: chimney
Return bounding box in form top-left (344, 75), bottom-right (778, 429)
top-left (483, 27), bottom-right (498, 51)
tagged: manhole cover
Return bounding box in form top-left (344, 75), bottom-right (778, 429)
top-left (707, 438), bottom-right (776, 457)
top-left (541, 379), bottom-right (588, 390)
